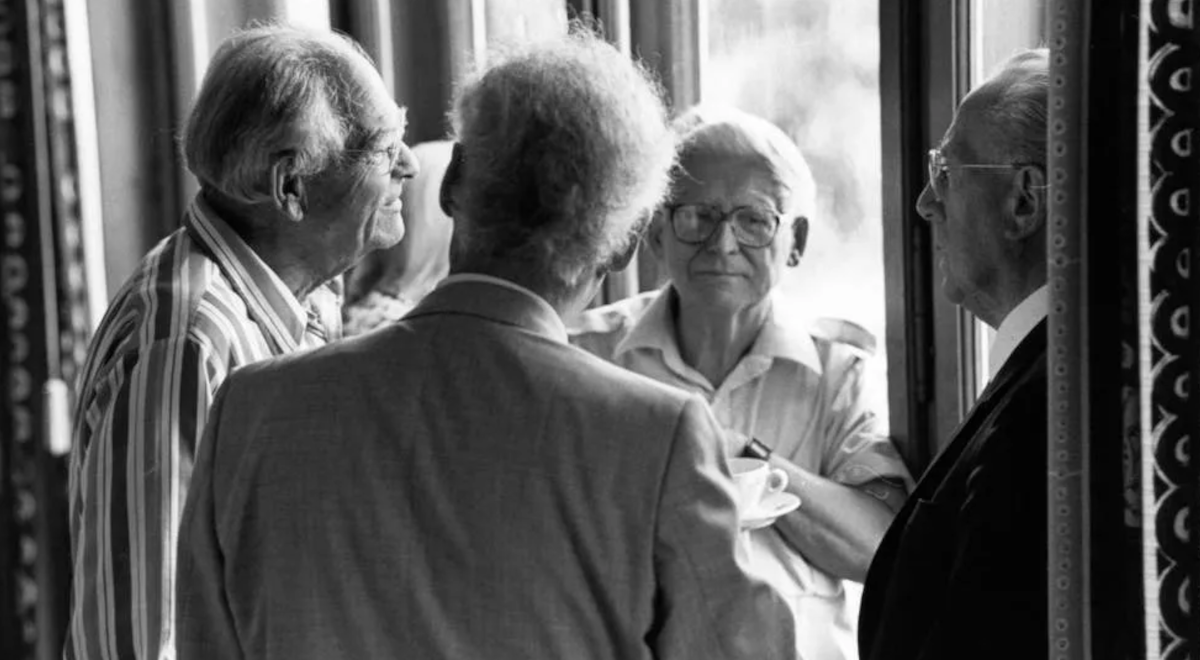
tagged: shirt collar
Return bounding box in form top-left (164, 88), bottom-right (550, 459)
top-left (436, 273), bottom-right (568, 343)
top-left (185, 195), bottom-right (341, 350)
top-left (614, 286), bottom-right (824, 375)
top-left (988, 284), bottom-right (1049, 379)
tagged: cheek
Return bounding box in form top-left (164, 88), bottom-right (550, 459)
top-left (662, 241), bottom-right (698, 279)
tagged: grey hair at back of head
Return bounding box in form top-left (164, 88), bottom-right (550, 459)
top-left (671, 105), bottom-right (816, 217)
top-left (182, 24), bottom-right (375, 205)
top-left (974, 48), bottom-right (1049, 166)
top-left (449, 28), bottom-right (676, 298)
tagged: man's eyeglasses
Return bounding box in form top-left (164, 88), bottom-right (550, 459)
top-left (666, 204), bottom-right (781, 248)
top-left (926, 148), bottom-right (1040, 201)
top-left (345, 143), bottom-right (408, 175)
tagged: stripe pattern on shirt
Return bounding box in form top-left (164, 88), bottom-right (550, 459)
top-left (65, 198), bottom-right (339, 660)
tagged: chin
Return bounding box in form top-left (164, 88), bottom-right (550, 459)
top-left (368, 215), bottom-right (406, 250)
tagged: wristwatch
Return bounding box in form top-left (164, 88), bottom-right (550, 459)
top-left (740, 436), bottom-right (773, 461)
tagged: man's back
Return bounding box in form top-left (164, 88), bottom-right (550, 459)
top-left (176, 280), bottom-right (795, 660)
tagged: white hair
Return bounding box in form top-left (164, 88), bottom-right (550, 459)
top-left (670, 105), bottom-right (817, 218)
top-left (972, 48), bottom-right (1049, 166)
top-left (181, 24), bottom-right (378, 205)
top-left (448, 28), bottom-right (677, 298)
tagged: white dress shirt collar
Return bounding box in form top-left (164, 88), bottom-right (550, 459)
top-left (987, 284), bottom-right (1049, 379)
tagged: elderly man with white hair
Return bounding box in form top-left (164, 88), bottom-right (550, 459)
top-left (174, 29), bottom-right (795, 660)
top-left (570, 105), bottom-right (912, 660)
top-left (65, 24), bottom-right (416, 660)
top-left (858, 48), bottom-right (1050, 660)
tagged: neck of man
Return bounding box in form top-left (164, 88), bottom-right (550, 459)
top-left (673, 290), bottom-right (771, 389)
top-left (205, 190), bottom-right (333, 303)
top-left (449, 260), bottom-right (584, 320)
top-left (975, 264), bottom-right (1048, 329)
top-left (249, 234), bottom-right (332, 302)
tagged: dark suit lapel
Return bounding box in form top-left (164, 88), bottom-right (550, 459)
top-left (916, 318), bottom-right (1049, 500)
top-left (404, 278), bottom-right (567, 342)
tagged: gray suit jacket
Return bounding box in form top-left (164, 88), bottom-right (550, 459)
top-left (176, 278), bottom-right (795, 660)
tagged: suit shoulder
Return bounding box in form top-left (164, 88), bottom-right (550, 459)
top-left (559, 340), bottom-right (694, 410)
top-left (810, 316), bottom-right (877, 356)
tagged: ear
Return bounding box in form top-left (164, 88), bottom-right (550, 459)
top-left (607, 236), bottom-right (642, 273)
top-left (788, 215), bottom-right (809, 266)
top-left (271, 159), bottom-right (306, 222)
top-left (439, 142), bottom-right (465, 217)
top-left (1007, 165), bottom-right (1046, 241)
top-left (644, 207), bottom-right (668, 261)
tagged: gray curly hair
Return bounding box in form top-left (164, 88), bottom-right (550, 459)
top-left (448, 29), bottom-right (677, 297)
top-left (182, 24), bottom-right (379, 205)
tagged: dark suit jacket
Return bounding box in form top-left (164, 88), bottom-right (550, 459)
top-left (175, 278), bottom-right (794, 660)
top-left (858, 320), bottom-right (1048, 660)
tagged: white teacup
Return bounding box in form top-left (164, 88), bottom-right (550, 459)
top-left (728, 457), bottom-right (789, 514)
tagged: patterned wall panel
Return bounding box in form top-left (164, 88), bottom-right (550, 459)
top-left (1141, 0), bottom-right (1200, 658)
top-left (1047, 1), bottom-right (1088, 657)
top-left (0, 0), bottom-right (53, 654)
top-left (0, 0), bottom-right (88, 657)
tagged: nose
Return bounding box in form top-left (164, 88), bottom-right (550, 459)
top-left (393, 143), bottom-right (420, 179)
top-left (706, 218), bottom-right (740, 253)
top-left (915, 182), bottom-right (938, 223)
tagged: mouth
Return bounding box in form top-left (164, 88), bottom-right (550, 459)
top-left (693, 271), bottom-right (746, 278)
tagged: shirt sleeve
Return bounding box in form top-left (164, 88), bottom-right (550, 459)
top-left (175, 379), bottom-right (244, 660)
top-left (652, 396), bottom-right (796, 660)
top-left (819, 348), bottom-right (915, 491)
top-left (66, 335), bottom-right (223, 660)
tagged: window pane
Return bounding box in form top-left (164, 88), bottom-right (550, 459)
top-left (485, 0), bottom-right (569, 44)
top-left (704, 0), bottom-right (888, 424)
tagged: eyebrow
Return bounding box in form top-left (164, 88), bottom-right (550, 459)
top-left (359, 108), bottom-right (408, 150)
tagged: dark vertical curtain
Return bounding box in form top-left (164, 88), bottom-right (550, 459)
top-left (1142, 0), bottom-right (1200, 657)
top-left (0, 0), bottom-right (91, 658)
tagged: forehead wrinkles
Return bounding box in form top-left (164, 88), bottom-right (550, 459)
top-left (676, 155), bottom-right (788, 208)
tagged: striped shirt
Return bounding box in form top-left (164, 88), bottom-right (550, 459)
top-left (65, 196), bottom-right (342, 660)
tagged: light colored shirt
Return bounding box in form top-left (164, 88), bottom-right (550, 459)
top-left (343, 290), bottom-right (418, 337)
top-left (987, 284), bottom-right (1049, 380)
top-left (570, 287), bottom-right (912, 660)
top-left (65, 195), bottom-right (341, 660)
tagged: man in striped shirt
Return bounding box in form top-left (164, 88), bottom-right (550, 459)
top-left (65, 25), bottom-right (417, 660)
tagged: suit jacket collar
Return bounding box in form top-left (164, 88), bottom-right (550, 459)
top-left (407, 275), bottom-right (569, 343)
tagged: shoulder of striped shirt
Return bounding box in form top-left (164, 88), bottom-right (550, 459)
top-left (83, 238), bottom-right (270, 387)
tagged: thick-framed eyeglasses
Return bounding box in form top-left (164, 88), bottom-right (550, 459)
top-left (666, 203), bottom-right (781, 248)
top-left (926, 147), bottom-right (1039, 201)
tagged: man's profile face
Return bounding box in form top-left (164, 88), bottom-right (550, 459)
top-left (914, 95), bottom-right (1010, 316)
top-left (304, 53), bottom-right (418, 275)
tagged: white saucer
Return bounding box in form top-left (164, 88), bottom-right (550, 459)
top-left (741, 492), bottom-right (801, 530)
